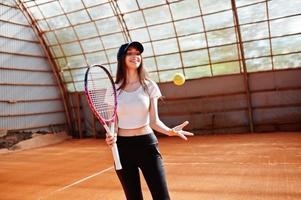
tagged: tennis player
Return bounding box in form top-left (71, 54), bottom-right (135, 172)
top-left (105, 41), bottom-right (194, 200)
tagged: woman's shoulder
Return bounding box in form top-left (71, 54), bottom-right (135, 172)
top-left (144, 79), bottom-right (158, 87)
top-left (144, 79), bottom-right (162, 98)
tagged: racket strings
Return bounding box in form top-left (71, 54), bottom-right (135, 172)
top-left (85, 66), bottom-right (117, 121)
top-left (88, 82), bottom-right (116, 121)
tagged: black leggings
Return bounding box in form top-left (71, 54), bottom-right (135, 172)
top-left (116, 133), bottom-right (170, 200)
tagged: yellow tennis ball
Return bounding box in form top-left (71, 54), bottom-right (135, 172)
top-left (173, 73), bottom-right (185, 86)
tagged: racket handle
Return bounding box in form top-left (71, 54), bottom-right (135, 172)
top-left (104, 124), bottom-right (122, 170)
top-left (111, 143), bottom-right (122, 170)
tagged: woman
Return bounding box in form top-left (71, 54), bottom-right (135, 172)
top-left (106, 41), bottom-right (194, 200)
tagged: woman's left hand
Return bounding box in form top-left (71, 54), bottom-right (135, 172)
top-left (168, 121), bottom-right (194, 140)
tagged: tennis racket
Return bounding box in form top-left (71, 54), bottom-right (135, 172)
top-left (84, 64), bottom-right (122, 170)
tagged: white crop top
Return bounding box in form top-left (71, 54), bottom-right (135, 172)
top-left (116, 80), bottom-right (162, 129)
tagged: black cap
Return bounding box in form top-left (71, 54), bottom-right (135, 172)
top-left (117, 41), bottom-right (144, 61)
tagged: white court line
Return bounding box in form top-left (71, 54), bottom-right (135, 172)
top-left (39, 166), bottom-right (114, 200)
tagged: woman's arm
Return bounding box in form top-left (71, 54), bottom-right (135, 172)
top-left (149, 97), bottom-right (193, 140)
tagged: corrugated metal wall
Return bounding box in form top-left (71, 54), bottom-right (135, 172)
top-left (78, 68), bottom-right (301, 137)
top-left (0, 2), bottom-right (66, 132)
top-left (159, 68), bottom-right (301, 134)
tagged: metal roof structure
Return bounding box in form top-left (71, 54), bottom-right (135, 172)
top-left (16, 0), bottom-right (301, 92)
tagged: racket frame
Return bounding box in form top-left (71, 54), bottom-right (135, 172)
top-left (84, 64), bottom-right (122, 170)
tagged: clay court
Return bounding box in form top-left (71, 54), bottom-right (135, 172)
top-left (1, 132), bottom-right (301, 200)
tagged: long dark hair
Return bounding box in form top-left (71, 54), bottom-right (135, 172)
top-left (115, 52), bottom-right (149, 92)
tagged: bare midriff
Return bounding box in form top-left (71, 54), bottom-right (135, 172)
top-left (118, 125), bottom-right (153, 136)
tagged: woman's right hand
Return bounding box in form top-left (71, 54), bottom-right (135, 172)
top-left (105, 133), bottom-right (117, 147)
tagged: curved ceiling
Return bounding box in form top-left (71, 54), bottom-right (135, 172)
top-left (19, 0), bottom-right (301, 92)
